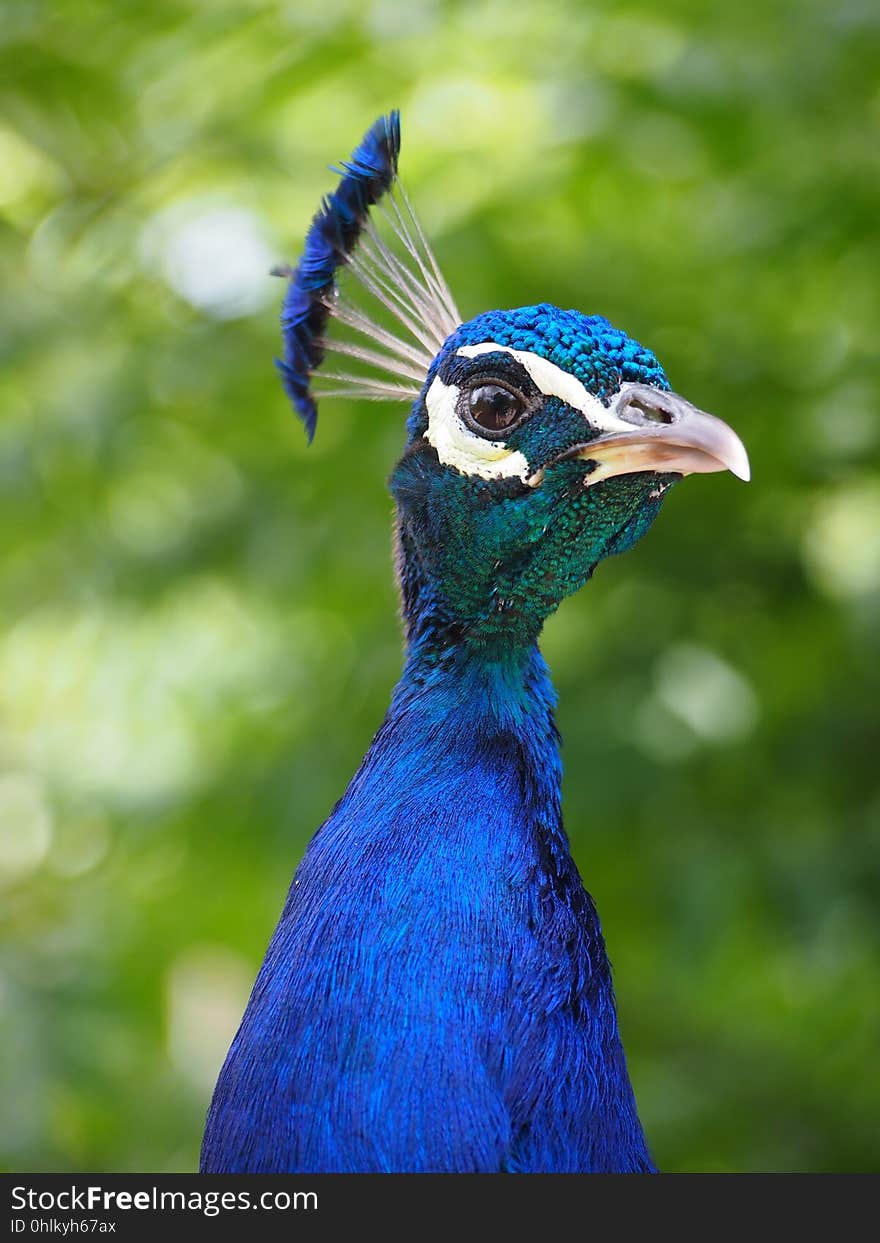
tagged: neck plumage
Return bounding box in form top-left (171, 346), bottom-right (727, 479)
top-left (204, 532), bottom-right (653, 1173)
top-left (392, 520), bottom-right (562, 817)
top-left (355, 533), bottom-right (653, 1172)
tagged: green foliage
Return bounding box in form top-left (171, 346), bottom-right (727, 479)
top-left (1, 0), bottom-right (878, 1172)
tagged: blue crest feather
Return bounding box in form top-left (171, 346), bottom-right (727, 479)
top-left (275, 112), bottom-right (401, 442)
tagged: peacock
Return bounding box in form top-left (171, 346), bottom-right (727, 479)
top-left (200, 112), bottom-right (749, 1174)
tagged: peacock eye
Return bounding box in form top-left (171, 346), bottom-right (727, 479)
top-left (463, 383), bottom-right (525, 437)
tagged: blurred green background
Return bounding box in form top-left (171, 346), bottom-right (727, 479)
top-left (1, 0), bottom-right (879, 1173)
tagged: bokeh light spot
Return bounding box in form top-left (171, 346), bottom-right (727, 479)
top-left (166, 946), bottom-right (255, 1094)
top-left (0, 772), bottom-right (53, 883)
top-left (654, 643), bottom-right (759, 744)
top-left (140, 201), bottom-right (275, 320)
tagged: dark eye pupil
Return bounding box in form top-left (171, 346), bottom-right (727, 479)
top-left (467, 385), bottom-right (522, 433)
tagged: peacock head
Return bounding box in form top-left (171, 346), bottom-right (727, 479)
top-left (276, 114), bottom-right (749, 651)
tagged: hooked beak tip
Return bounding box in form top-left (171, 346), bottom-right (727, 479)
top-left (582, 386), bottom-right (751, 487)
top-left (729, 443), bottom-right (751, 483)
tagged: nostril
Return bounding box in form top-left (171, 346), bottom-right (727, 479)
top-left (623, 398), bottom-right (674, 426)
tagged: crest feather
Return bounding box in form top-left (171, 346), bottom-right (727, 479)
top-left (275, 112), bottom-right (460, 441)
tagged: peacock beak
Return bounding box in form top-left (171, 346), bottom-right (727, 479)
top-left (545, 382), bottom-right (750, 488)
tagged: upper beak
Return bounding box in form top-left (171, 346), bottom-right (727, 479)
top-left (537, 382), bottom-right (750, 487)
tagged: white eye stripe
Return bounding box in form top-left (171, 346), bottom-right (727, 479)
top-left (456, 343), bottom-right (633, 434)
top-left (424, 376), bottom-right (530, 481)
top-left (425, 342), bottom-right (629, 482)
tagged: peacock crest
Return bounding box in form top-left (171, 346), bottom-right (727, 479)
top-left (275, 111), bottom-right (459, 440)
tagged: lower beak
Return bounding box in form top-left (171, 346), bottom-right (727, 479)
top-left (534, 383), bottom-right (750, 487)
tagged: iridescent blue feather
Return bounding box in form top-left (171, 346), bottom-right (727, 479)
top-left (276, 112), bottom-right (401, 441)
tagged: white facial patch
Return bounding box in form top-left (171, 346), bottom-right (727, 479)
top-left (424, 342), bottom-right (632, 482)
top-left (424, 375), bottom-right (532, 482)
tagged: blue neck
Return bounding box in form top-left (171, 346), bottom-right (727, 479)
top-left (202, 545), bottom-right (655, 1172)
top-left (341, 561), bottom-right (653, 1171)
top-left (399, 638), bottom-right (560, 763)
